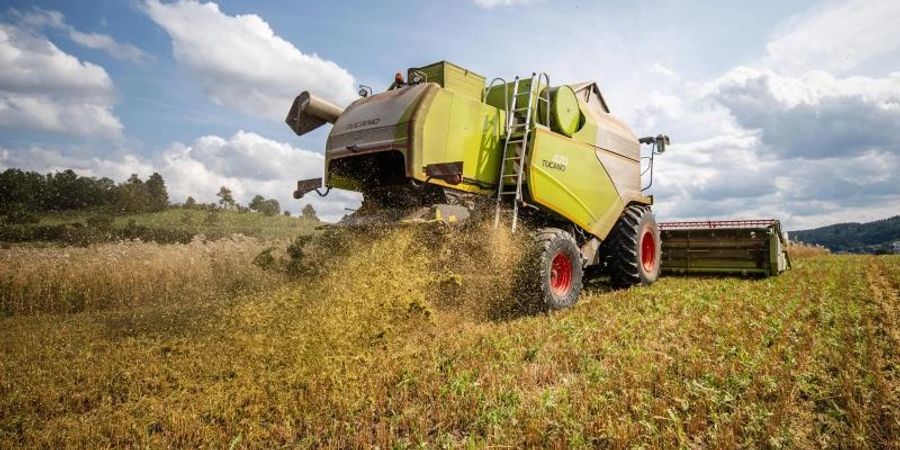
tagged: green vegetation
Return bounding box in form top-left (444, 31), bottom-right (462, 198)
top-left (0, 208), bottom-right (319, 245)
top-left (0, 168), bottom-right (169, 217)
top-left (248, 195), bottom-right (281, 216)
top-left (0, 226), bottom-right (896, 448)
top-left (791, 215), bottom-right (900, 254)
top-left (0, 167), bottom-right (318, 245)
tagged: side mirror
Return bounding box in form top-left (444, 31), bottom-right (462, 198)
top-left (638, 134), bottom-right (670, 154)
top-left (656, 134), bottom-right (670, 153)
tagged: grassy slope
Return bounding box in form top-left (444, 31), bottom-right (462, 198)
top-left (35, 208), bottom-right (320, 241)
top-left (0, 236), bottom-right (897, 447)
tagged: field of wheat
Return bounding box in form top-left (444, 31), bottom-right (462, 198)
top-left (0, 228), bottom-right (897, 448)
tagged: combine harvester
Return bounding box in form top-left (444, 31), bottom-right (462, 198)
top-left (285, 60), bottom-right (669, 309)
top-left (659, 219), bottom-right (791, 276)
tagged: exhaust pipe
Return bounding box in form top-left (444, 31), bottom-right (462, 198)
top-left (285, 91), bottom-right (345, 137)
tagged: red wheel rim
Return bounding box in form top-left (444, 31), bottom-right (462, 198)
top-left (550, 251), bottom-right (573, 296)
top-left (641, 230), bottom-right (656, 272)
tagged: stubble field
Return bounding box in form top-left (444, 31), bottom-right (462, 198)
top-left (0, 227), bottom-right (897, 448)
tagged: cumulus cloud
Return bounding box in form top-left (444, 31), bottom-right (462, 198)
top-left (473, 0), bottom-right (534, 8)
top-left (764, 0), bottom-right (900, 74)
top-left (707, 68), bottom-right (900, 159)
top-left (145, 0), bottom-right (357, 120)
top-left (0, 23), bottom-right (122, 138)
top-left (0, 131), bottom-right (361, 221)
top-left (159, 133), bottom-right (360, 220)
top-left (11, 7), bottom-right (152, 64)
top-left (67, 30), bottom-right (152, 64)
top-left (633, 0), bottom-right (900, 229)
top-left (0, 145), bottom-right (154, 182)
top-left (653, 133), bottom-right (899, 229)
top-left (631, 92), bottom-right (684, 131)
top-left (651, 63), bottom-right (677, 78)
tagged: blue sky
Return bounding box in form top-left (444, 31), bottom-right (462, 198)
top-left (1, 0), bottom-right (898, 227)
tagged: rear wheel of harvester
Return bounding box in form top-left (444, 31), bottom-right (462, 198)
top-left (604, 205), bottom-right (661, 289)
top-left (526, 228), bottom-right (584, 310)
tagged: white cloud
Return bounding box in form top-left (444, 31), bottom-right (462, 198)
top-left (707, 67), bottom-right (900, 159)
top-left (67, 30), bottom-right (152, 64)
top-left (161, 131), bottom-right (362, 220)
top-left (10, 8), bottom-right (64, 29)
top-left (652, 131), bottom-right (899, 229)
top-left (473, 0), bottom-right (534, 8)
top-left (629, 0), bottom-right (900, 229)
top-left (648, 64), bottom-right (900, 227)
top-left (11, 7), bottom-right (152, 64)
top-left (651, 63), bottom-right (677, 78)
top-left (0, 23), bottom-right (122, 138)
top-left (632, 92), bottom-right (684, 131)
top-left (145, 0), bottom-right (357, 120)
top-left (0, 131), bottom-right (361, 221)
top-left (764, 0), bottom-right (900, 74)
top-left (0, 145), bottom-right (154, 182)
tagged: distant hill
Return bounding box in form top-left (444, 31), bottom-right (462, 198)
top-left (790, 215), bottom-right (900, 253)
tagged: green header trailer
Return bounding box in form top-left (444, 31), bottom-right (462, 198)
top-left (659, 219), bottom-right (791, 276)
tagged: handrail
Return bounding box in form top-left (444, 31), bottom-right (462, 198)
top-left (483, 77), bottom-right (509, 113)
top-left (536, 72), bottom-right (551, 127)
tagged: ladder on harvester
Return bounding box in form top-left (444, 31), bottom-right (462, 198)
top-left (493, 72), bottom-right (550, 232)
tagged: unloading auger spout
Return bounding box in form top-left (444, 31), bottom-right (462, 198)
top-left (285, 91), bottom-right (344, 137)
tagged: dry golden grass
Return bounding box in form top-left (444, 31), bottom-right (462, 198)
top-left (788, 241), bottom-right (831, 259)
top-left (0, 229), bottom-right (897, 449)
top-left (0, 237), bottom-right (282, 315)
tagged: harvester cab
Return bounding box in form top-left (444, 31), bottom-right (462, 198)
top-left (286, 60), bottom-right (669, 309)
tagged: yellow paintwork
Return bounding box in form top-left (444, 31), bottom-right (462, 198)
top-left (407, 61), bottom-right (486, 101)
top-left (415, 89), bottom-right (505, 193)
top-left (528, 128), bottom-right (625, 238)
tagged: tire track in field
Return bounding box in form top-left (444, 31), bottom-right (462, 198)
top-left (866, 257), bottom-right (899, 351)
top-left (863, 257), bottom-right (899, 446)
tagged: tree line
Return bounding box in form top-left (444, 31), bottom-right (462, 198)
top-left (0, 168), bottom-right (319, 221)
top-left (0, 169), bottom-right (168, 216)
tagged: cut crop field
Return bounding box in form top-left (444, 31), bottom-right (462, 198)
top-left (0, 229), bottom-right (897, 449)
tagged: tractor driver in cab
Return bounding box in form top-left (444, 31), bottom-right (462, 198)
top-left (388, 72), bottom-right (406, 90)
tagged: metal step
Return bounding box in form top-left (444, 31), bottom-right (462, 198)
top-left (493, 72), bottom-right (548, 232)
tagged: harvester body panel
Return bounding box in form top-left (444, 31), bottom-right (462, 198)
top-left (527, 128), bottom-right (624, 238)
top-left (418, 87), bottom-right (506, 191)
top-left (324, 81), bottom-right (507, 196)
top-left (408, 61), bottom-right (486, 101)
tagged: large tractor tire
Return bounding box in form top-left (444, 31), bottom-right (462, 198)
top-left (604, 205), bottom-right (661, 289)
top-left (528, 228), bottom-right (584, 310)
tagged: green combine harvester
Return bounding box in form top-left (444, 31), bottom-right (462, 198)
top-left (286, 60), bottom-right (671, 309)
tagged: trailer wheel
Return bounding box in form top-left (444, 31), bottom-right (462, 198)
top-left (604, 205), bottom-right (661, 289)
top-left (529, 228), bottom-right (584, 310)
